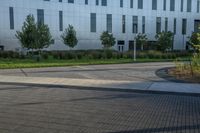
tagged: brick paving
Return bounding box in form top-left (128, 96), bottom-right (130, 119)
top-left (0, 84), bottom-right (199, 133)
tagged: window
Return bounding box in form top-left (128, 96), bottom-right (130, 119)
top-left (132, 16), bottom-right (138, 33)
top-left (181, 0), bottom-right (184, 12)
top-left (187, 0), bottom-right (191, 12)
top-left (174, 18), bottom-right (176, 34)
top-left (152, 0), bottom-right (157, 10)
top-left (165, 17), bottom-right (168, 32)
top-left (138, 0), bottom-right (143, 9)
top-left (120, 0), bottom-right (123, 8)
top-left (59, 11), bottom-right (63, 31)
top-left (163, 0), bottom-right (166, 10)
top-left (106, 14), bottom-right (112, 33)
top-left (59, 0), bottom-right (62, 2)
top-left (156, 17), bottom-right (161, 33)
top-left (90, 13), bottom-right (96, 32)
top-left (122, 15), bottom-right (126, 33)
top-left (170, 0), bottom-right (175, 11)
top-left (85, 0), bottom-right (88, 5)
top-left (130, 0), bottom-right (133, 8)
top-left (102, 0), bottom-right (107, 6)
top-left (9, 7), bottom-right (14, 30)
top-left (142, 16), bottom-right (145, 33)
top-left (37, 9), bottom-right (44, 25)
top-left (68, 0), bottom-right (74, 3)
top-left (194, 20), bottom-right (200, 32)
top-left (197, 0), bottom-right (200, 13)
top-left (182, 19), bottom-right (187, 35)
top-left (96, 0), bottom-right (99, 5)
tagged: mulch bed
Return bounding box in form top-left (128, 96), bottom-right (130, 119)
top-left (168, 68), bottom-right (200, 83)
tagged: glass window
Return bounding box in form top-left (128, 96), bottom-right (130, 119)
top-left (187, 0), bottom-right (191, 12)
top-left (9, 7), bottom-right (14, 30)
top-left (182, 19), bottom-right (187, 35)
top-left (174, 18), bottom-right (176, 34)
top-left (90, 13), bottom-right (96, 32)
top-left (122, 15), bottom-right (126, 33)
top-left (37, 9), bottom-right (44, 25)
top-left (120, 0), bottom-right (123, 7)
top-left (68, 0), bottom-right (74, 3)
top-left (165, 17), bottom-right (168, 32)
top-left (102, 0), bottom-right (107, 6)
top-left (170, 0), bottom-right (175, 11)
top-left (96, 0), bottom-right (99, 5)
top-left (142, 16), bottom-right (145, 33)
top-left (85, 0), bottom-right (88, 5)
top-left (152, 0), bottom-right (157, 10)
top-left (132, 16), bottom-right (138, 33)
top-left (106, 14), bottom-right (112, 33)
top-left (138, 0), bottom-right (143, 9)
top-left (163, 0), bottom-right (166, 10)
top-left (59, 11), bottom-right (63, 31)
top-left (181, 0), bottom-right (184, 12)
top-left (130, 0), bottom-right (133, 8)
top-left (156, 17), bottom-right (161, 33)
top-left (197, 0), bottom-right (200, 13)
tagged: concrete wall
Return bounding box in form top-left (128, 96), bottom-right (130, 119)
top-left (0, 0), bottom-right (200, 51)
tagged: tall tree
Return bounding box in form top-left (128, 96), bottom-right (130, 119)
top-left (100, 31), bottom-right (116, 49)
top-left (16, 14), bottom-right (53, 52)
top-left (61, 25), bottom-right (78, 49)
top-left (16, 14), bottom-right (37, 50)
top-left (135, 33), bottom-right (148, 50)
top-left (155, 31), bottom-right (173, 51)
top-left (188, 32), bottom-right (200, 52)
top-left (36, 24), bottom-right (52, 50)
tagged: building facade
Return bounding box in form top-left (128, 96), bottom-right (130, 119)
top-left (0, 0), bottom-right (200, 51)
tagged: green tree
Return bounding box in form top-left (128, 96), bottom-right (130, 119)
top-left (16, 14), bottom-right (52, 53)
top-left (100, 31), bottom-right (116, 49)
top-left (155, 31), bottom-right (174, 51)
top-left (188, 32), bottom-right (200, 52)
top-left (36, 24), bottom-right (53, 50)
top-left (135, 33), bottom-right (148, 50)
top-left (16, 14), bottom-right (37, 51)
top-left (61, 25), bottom-right (78, 49)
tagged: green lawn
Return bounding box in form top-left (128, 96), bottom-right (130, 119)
top-left (0, 57), bottom-right (190, 69)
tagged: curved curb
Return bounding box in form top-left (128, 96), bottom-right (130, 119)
top-left (155, 67), bottom-right (191, 84)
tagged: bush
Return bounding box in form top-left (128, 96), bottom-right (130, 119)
top-left (41, 52), bottom-right (49, 60)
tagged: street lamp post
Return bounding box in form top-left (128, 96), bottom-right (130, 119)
top-left (134, 34), bottom-right (137, 61)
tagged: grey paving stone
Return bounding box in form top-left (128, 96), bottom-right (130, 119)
top-left (0, 84), bottom-right (199, 133)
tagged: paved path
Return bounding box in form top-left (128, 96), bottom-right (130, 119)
top-left (0, 62), bottom-right (200, 95)
top-left (0, 84), bottom-right (199, 133)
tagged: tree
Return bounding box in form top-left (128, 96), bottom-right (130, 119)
top-left (135, 33), bottom-right (148, 50)
top-left (61, 25), bottom-right (78, 49)
top-left (16, 14), bottom-right (52, 52)
top-left (100, 31), bottom-right (116, 49)
top-left (188, 32), bottom-right (200, 52)
top-left (155, 31), bottom-right (173, 51)
top-left (16, 14), bottom-right (37, 51)
top-left (36, 24), bottom-right (52, 50)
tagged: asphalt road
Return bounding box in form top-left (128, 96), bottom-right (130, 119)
top-left (0, 84), bottom-right (199, 133)
top-left (0, 62), bottom-right (174, 82)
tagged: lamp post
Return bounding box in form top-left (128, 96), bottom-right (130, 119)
top-left (134, 34), bottom-right (137, 61)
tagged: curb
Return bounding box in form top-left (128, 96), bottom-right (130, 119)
top-left (155, 67), bottom-right (190, 83)
top-left (0, 81), bottom-right (200, 97)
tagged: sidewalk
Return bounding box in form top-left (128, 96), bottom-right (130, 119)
top-left (0, 75), bottom-right (200, 95)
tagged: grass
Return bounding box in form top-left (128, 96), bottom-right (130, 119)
top-left (0, 57), bottom-right (190, 69)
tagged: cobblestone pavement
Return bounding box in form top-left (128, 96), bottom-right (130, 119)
top-left (0, 84), bottom-right (199, 133)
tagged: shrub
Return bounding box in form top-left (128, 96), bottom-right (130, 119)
top-left (41, 53), bottom-right (49, 60)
